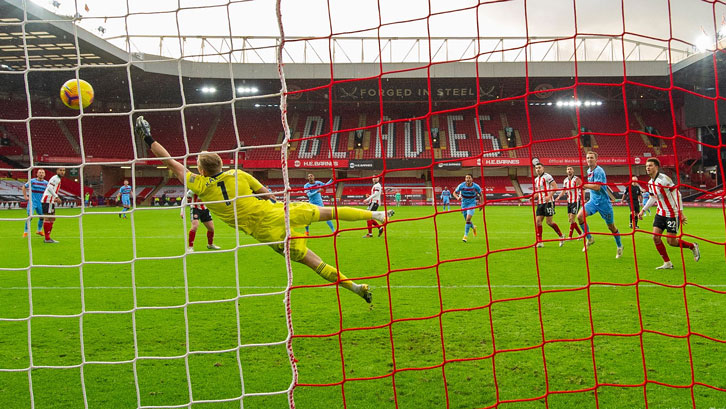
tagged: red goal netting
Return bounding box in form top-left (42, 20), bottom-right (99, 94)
top-left (279, 0), bottom-right (726, 408)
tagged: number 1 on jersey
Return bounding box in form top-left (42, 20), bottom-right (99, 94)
top-left (217, 181), bottom-right (231, 205)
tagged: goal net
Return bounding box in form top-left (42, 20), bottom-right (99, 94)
top-left (1, 0), bottom-right (725, 408)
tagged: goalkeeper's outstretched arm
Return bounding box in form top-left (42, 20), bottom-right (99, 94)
top-left (135, 116), bottom-right (189, 183)
top-left (254, 185), bottom-right (276, 202)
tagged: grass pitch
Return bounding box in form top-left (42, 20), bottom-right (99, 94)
top-left (1, 204), bottom-right (725, 408)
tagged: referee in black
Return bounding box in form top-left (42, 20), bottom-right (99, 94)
top-left (620, 176), bottom-right (643, 229)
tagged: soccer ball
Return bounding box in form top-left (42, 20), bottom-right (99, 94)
top-left (60, 79), bottom-right (94, 109)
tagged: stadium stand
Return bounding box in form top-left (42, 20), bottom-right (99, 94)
top-left (693, 187), bottom-right (724, 203)
top-left (0, 179), bottom-right (26, 201)
top-left (105, 177), bottom-right (163, 202)
top-left (0, 158), bottom-right (27, 179)
top-left (0, 98), bottom-right (705, 165)
top-left (0, 177), bottom-right (84, 202)
top-left (80, 115), bottom-right (135, 160)
top-left (433, 176), bottom-right (515, 194)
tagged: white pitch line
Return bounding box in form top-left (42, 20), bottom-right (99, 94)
top-left (1, 284), bottom-right (725, 290)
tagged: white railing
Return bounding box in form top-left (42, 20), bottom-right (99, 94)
top-left (105, 35), bottom-right (694, 65)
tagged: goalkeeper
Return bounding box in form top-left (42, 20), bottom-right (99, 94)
top-left (135, 116), bottom-right (393, 303)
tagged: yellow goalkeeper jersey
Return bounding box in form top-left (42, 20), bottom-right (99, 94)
top-left (185, 169), bottom-right (274, 235)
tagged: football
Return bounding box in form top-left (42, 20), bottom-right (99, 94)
top-left (60, 78), bottom-right (94, 109)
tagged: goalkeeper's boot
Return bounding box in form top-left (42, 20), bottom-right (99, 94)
top-left (207, 244), bottom-right (221, 250)
top-left (378, 227), bottom-right (384, 237)
top-left (372, 209), bottom-right (395, 224)
top-left (692, 243), bottom-right (701, 262)
top-left (656, 261), bottom-right (674, 270)
top-left (36, 230), bottom-right (44, 236)
top-left (134, 116), bottom-right (152, 139)
top-left (360, 284), bottom-right (372, 303)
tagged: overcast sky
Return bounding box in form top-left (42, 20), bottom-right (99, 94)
top-left (28, 0), bottom-right (726, 61)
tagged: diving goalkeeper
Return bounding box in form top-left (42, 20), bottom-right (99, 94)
top-left (135, 116), bottom-right (393, 303)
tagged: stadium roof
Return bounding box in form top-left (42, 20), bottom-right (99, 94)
top-left (1, 0), bottom-right (722, 117)
top-left (0, 0), bottom-right (128, 70)
top-left (1, 0), bottom-right (698, 80)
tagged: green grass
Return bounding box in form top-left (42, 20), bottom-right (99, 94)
top-left (1, 204), bottom-right (725, 408)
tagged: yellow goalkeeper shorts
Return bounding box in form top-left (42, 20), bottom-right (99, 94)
top-left (253, 202), bottom-right (320, 261)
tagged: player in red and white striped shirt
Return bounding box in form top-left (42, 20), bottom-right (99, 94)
top-left (556, 166), bottom-right (583, 239)
top-left (363, 176), bottom-right (384, 238)
top-left (638, 158), bottom-right (700, 269)
top-left (533, 162), bottom-right (564, 247)
top-left (40, 167), bottom-right (65, 243)
top-left (181, 189), bottom-right (220, 252)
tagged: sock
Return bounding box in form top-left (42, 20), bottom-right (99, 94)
top-left (333, 207), bottom-right (371, 221)
top-left (305, 225), bottom-right (310, 233)
top-left (655, 241), bottom-right (670, 262)
top-left (37, 217), bottom-right (43, 232)
top-left (43, 221), bottom-right (52, 240)
top-left (536, 225), bottom-right (543, 240)
top-left (465, 222), bottom-right (471, 236)
top-left (580, 222), bottom-right (591, 240)
top-left (569, 223), bottom-right (575, 238)
top-left (613, 230), bottom-right (622, 247)
top-left (188, 230), bottom-right (196, 247)
top-left (207, 231), bottom-right (214, 245)
top-left (315, 262), bottom-right (356, 293)
top-left (678, 239), bottom-right (695, 250)
top-left (366, 220), bottom-right (374, 234)
top-left (573, 223), bottom-right (582, 234)
top-left (326, 220), bottom-right (335, 232)
top-left (551, 223), bottom-right (562, 237)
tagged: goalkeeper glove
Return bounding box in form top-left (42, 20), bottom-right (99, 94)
top-left (134, 116), bottom-right (155, 146)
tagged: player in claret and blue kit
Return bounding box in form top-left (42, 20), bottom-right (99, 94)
top-left (440, 187), bottom-right (451, 211)
top-left (453, 174), bottom-right (482, 243)
top-left (117, 180), bottom-right (133, 219)
top-left (577, 151), bottom-right (624, 258)
top-left (304, 173), bottom-right (335, 235)
top-left (22, 168), bottom-right (47, 237)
